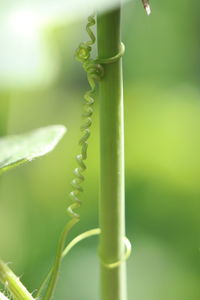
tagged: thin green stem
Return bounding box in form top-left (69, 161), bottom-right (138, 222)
top-left (97, 4), bottom-right (127, 300)
top-left (36, 228), bottom-right (101, 299)
top-left (37, 228), bottom-right (131, 299)
top-left (42, 16), bottom-right (101, 300)
top-left (0, 260), bottom-right (35, 300)
top-left (42, 218), bottom-right (78, 300)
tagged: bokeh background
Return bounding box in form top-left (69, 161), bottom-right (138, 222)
top-left (0, 0), bottom-right (199, 299)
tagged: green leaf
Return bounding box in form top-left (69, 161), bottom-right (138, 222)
top-left (0, 125), bottom-right (66, 174)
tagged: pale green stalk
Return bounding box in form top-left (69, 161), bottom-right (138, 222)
top-left (97, 3), bottom-right (127, 300)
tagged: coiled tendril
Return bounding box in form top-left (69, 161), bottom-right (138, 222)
top-left (68, 14), bottom-right (103, 221)
top-left (38, 15), bottom-right (130, 300)
top-left (38, 15), bottom-right (104, 300)
top-left (4, 5), bottom-right (153, 300)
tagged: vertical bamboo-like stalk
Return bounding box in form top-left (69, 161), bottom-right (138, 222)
top-left (97, 4), bottom-right (127, 300)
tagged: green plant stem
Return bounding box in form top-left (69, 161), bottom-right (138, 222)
top-left (0, 260), bottom-right (35, 300)
top-left (97, 4), bottom-right (127, 300)
top-left (42, 218), bottom-right (78, 300)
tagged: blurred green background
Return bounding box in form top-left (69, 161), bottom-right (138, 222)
top-left (0, 0), bottom-right (199, 299)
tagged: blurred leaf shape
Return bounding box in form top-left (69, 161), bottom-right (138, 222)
top-left (0, 125), bottom-right (66, 174)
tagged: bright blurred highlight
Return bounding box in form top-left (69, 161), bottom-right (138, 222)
top-left (8, 9), bottom-right (41, 38)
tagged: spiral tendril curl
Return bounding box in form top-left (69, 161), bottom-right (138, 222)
top-left (68, 14), bottom-right (103, 221)
top-left (38, 15), bottom-right (132, 300)
top-left (40, 15), bottom-right (103, 300)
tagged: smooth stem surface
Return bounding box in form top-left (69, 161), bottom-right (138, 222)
top-left (97, 5), bottom-right (127, 300)
top-left (0, 260), bottom-right (35, 300)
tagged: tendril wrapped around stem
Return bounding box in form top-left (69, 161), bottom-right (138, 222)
top-left (38, 14), bottom-right (131, 300)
